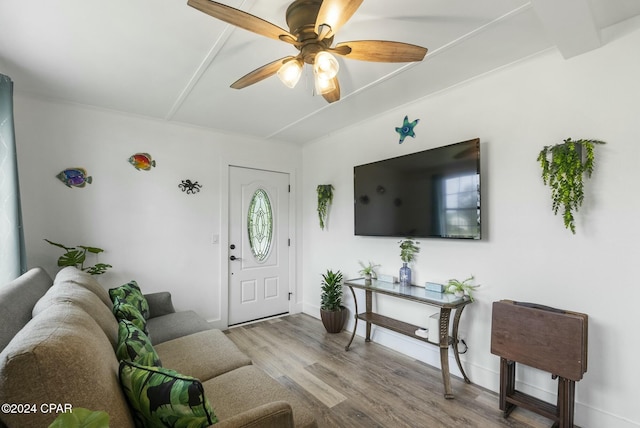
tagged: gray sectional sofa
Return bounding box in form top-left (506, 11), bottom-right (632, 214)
top-left (0, 267), bottom-right (317, 428)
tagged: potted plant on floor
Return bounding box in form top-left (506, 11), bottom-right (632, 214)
top-left (320, 269), bottom-right (346, 333)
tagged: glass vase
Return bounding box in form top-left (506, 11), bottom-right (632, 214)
top-left (399, 262), bottom-right (411, 286)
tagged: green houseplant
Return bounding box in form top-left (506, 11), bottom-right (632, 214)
top-left (398, 238), bottom-right (420, 286)
top-left (320, 269), bottom-right (346, 333)
top-left (358, 260), bottom-right (380, 281)
top-left (399, 238), bottom-right (420, 263)
top-left (45, 239), bottom-right (112, 275)
top-left (49, 408), bottom-right (109, 428)
top-left (316, 184), bottom-right (334, 230)
top-left (537, 138), bottom-right (606, 234)
top-left (445, 275), bottom-right (480, 301)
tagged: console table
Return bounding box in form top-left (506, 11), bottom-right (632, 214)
top-left (344, 278), bottom-right (473, 398)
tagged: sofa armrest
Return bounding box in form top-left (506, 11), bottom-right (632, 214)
top-left (144, 292), bottom-right (175, 318)
top-left (213, 401), bottom-right (294, 428)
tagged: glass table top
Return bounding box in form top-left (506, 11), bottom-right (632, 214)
top-left (345, 278), bottom-right (469, 306)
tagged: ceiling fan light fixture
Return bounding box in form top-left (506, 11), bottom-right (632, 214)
top-left (314, 73), bottom-right (336, 95)
top-left (277, 59), bottom-right (303, 88)
top-left (317, 24), bottom-right (332, 41)
top-left (313, 51), bottom-right (339, 81)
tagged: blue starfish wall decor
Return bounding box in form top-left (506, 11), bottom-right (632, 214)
top-left (395, 116), bottom-right (419, 144)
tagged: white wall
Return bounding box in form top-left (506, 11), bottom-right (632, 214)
top-left (14, 97), bottom-right (303, 328)
top-left (302, 20), bottom-right (640, 428)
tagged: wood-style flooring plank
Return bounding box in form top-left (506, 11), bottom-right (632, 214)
top-left (226, 314), bottom-right (551, 428)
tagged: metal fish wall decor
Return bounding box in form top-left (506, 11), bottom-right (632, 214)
top-left (57, 168), bottom-right (92, 188)
top-left (128, 153), bottom-right (156, 171)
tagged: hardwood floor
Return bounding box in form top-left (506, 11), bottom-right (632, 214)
top-left (225, 314), bottom-right (552, 428)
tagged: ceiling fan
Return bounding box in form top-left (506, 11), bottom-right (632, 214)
top-left (187, 0), bottom-right (428, 103)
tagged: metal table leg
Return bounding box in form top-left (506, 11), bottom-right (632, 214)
top-left (452, 305), bottom-right (471, 384)
top-left (345, 285), bottom-right (358, 351)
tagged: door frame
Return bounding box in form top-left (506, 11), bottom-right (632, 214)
top-left (219, 159), bottom-right (299, 328)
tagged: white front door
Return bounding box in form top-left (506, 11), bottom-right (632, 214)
top-left (228, 166), bottom-right (290, 325)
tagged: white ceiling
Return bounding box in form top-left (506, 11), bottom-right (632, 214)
top-left (1, 0), bottom-right (639, 145)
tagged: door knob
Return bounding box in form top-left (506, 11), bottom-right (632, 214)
top-left (230, 255), bottom-right (242, 261)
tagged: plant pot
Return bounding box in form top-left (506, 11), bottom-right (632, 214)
top-left (320, 306), bottom-right (347, 333)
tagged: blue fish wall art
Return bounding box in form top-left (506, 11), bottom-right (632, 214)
top-left (56, 168), bottom-right (92, 188)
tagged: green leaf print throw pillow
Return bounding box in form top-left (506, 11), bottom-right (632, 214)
top-left (109, 280), bottom-right (150, 320)
top-left (119, 360), bottom-right (217, 428)
top-left (113, 300), bottom-right (148, 335)
top-left (116, 320), bottom-right (162, 367)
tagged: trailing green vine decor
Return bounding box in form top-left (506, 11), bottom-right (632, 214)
top-left (537, 138), bottom-right (605, 234)
top-left (317, 184), bottom-right (334, 230)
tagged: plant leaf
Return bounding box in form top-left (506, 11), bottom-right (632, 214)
top-left (86, 264), bottom-right (112, 275)
top-left (58, 250), bottom-right (86, 267)
top-left (79, 246), bottom-right (104, 254)
top-left (44, 239), bottom-right (74, 251)
top-left (48, 408), bottom-right (109, 428)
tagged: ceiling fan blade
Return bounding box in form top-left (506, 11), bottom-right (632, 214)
top-left (188, 0), bottom-right (295, 43)
top-left (231, 56), bottom-right (296, 89)
top-left (322, 77), bottom-right (341, 103)
top-left (315, 0), bottom-right (364, 39)
top-left (333, 40), bottom-right (427, 62)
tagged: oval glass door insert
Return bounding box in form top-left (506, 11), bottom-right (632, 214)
top-left (247, 188), bottom-right (273, 262)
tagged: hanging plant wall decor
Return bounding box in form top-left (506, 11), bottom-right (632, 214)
top-left (537, 138), bottom-right (606, 234)
top-left (317, 184), bottom-right (334, 230)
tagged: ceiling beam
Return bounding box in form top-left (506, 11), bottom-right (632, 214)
top-left (530, 0), bottom-right (601, 59)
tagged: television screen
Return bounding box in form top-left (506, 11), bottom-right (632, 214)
top-left (354, 138), bottom-right (481, 239)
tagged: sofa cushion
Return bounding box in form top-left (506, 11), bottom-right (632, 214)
top-left (146, 310), bottom-right (213, 345)
top-left (119, 360), bottom-right (217, 428)
top-left (32, 281), bottom-right (119, 349)
top-left (202, 365), bottom-right (317, 428)
top-left (154, 330), bottom-right (252, 381)
top-left (0, 302), bottom-right (135, 428)
top-left (53, 266), bottom-right (112, 308)
top-left (109, 281), bottom-right (150, 320)
top-left (116, 320), bottom-right (162, 367)
top-left (0, 267), bottom-right (52, 353)
top-left (113, 300), bottom-right (148, 334)
top-left (144, 292), bottom-right (176, 318)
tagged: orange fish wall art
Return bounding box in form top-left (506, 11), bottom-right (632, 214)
top-left (128, 153), bottom-right (156, 171)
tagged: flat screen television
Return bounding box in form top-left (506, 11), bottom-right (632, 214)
top-left (354, 138), bottom-right (481, 239)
